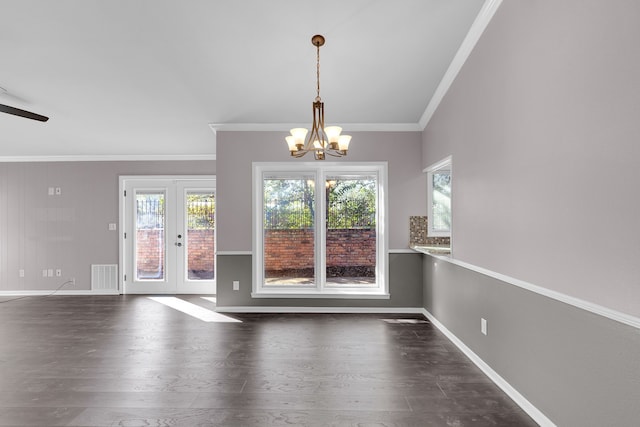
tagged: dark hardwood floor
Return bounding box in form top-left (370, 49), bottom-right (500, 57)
top-left (0, 295), bottom-right (538, 426)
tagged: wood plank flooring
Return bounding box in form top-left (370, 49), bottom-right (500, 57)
top-left (0, 295), bottom-right (538, 426)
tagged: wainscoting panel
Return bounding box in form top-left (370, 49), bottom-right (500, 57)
top-left (216, 252), bottom-right (423, 310)
top-left (422, 253), bottom-right (640, 427)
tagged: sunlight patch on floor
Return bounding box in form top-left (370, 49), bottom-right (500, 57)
top-left (200, 296), bottom-right (217, 304)
top-left (148, 296), bottom-right (241, 323)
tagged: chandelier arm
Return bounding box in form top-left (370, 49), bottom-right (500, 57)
top-left (323, 149), bottom-right (343, 158)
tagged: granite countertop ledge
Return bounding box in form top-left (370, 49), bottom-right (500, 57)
top-left (410, 245), bottom-right (451, 256)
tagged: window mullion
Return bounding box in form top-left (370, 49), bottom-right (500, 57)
top-left (316, 169), bottom-right (326, 291)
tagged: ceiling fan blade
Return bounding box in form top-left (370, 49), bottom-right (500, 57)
top-left (0, 103), bottom-right (49, 122)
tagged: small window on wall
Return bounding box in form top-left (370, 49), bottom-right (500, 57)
top-left (426, 156), bottom-right (452, 237)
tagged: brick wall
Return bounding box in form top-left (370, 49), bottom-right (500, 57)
top-left (264, 229), bottom-right (376, 277)
top-left (136, 228), bottom-right (372, 278)
top-left (187, 229), bottom-right (215, 274)
top-left (136, 229), bottom-right (215, 277)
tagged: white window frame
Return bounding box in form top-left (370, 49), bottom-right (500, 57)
top-left (252, 162), bottom-right (389, 299)
top-left (425, 156), bottom-right (452, 238)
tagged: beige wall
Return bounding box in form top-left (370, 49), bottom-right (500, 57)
top-left (216, 131), bottom-right (426, 252)
top-left (0, 160), bottom-right (215, 291)
top-left (422, 0), bottom-right (640, 318)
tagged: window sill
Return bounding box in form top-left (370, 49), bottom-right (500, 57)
top-left (252, 291), bottom-right (390, 299)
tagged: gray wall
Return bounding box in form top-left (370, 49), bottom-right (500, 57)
top-left (216, 130), bottom-right (426, 308)
top-left (422, 0), bottom-right (640, 318)
top-left (420, 1), bottom-right (640, 425)
top-left (0, 160), bottom-right (215, 291)
top-left (218, 253), bottom-right (423, 309)
top-left (423, 254), bottom-right (640, 426)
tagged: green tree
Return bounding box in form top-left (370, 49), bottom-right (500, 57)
top-left (327, 178), bottom-right (376, 229)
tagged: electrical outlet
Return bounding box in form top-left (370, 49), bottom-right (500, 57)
top-left (47, 269), bottom-right (54, 277)
top-left (481, 318), bottom-right (488, 335)
top-left (48, 187), bottom-right (55, 196)
top-left (55, 187), bottom-right (61, 195)
top-left (233, 280), bottom-right (240, 291)
top-left (42, 269), bottom-right (48, 277)
top-left (19, 269), bottom-right (25, 277)
top-left (56, 269), bottom-right (62, 277)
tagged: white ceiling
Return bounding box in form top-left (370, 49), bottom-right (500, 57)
top-left (0, 0), bottom-right (486, 159)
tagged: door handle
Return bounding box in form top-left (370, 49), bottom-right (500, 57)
top-left (175, 242), bottom-right (182, 247)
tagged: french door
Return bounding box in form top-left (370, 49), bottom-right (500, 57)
top-left (120, 177), bottom-right (216, 294)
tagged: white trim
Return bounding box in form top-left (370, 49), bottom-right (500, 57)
top-left (422, 156), bottom-right (453, 174)
top-left (425, 156), bottom-right (452, 238)
top-left (419, 0), bottom-right (503, 129)
top-left (217, 251), bottom-right (252, 256)
top-left (209, 123), bottom-right (422, 133)
top-left (422, 308), bottom-right (556, 427)
top-left (216, 306), bottom-right (423, 314)
top-left (419, 249), bottom-right (640, 330)
top-left (119, 175), bottom-right (217, 295)
top-left (0, 154), bottom-right (216, 163)
top-left (250, 292), bottom-right (390, 300)
top-left (119, 175), bottom-right (217, 181)
top-left (218, 249), bottom-right (416, 255)
top-left (252, 162), bottom-right (389, 298)
top-left (0, 290), bottom-right (119, 296)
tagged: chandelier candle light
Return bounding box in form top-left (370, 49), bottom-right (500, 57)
top-left (286, 34), bottom-right (351, 160)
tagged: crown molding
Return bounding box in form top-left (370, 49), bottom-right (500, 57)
top-left (209, 122), bottom-right (422, 133)
top-left (0, 154), bottom-right (216, 163)
top-left (210, 0), bottom-right (503, 136)
top-left (419, 0), bottom-right (503, 129)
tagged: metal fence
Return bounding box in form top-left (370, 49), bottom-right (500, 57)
top-left (136, 198), bottom-right (164, 229)
top-left (136, 197), bottom-right (215, 230)
top-left (264, 204), bottom-right (375, 230)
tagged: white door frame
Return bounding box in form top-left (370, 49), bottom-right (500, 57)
top-left (118, 175), bottom-right (216, 294)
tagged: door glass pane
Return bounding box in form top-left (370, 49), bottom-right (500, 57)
top-left (136, 191), bottom-right (165, 280)
top-left (263, 177), bottom-right (315, 285)
top-left (186, 192), bottom-right (215, 280)
top-left (325, 176), bottom-right (377, 286)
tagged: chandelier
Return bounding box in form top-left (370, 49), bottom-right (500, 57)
top-left (285, 35), bottom-right (351, 160)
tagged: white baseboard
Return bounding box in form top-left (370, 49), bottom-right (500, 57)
top-left (0, 290), bottom-right (119, 297)
top-left (421, 308), bottom-right (556, 427)
top-left (215, 306), bottom-right (424, 314)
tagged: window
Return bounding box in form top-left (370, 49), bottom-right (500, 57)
top-left (426, 157), bottom-right (452, 237)
top-left (253, 162), bottom-right (388, 298)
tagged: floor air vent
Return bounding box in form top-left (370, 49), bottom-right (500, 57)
top-left (91, 264), bottom-right (119, 294)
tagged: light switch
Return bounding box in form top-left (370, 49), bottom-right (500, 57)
top-left (108, 223), bottom-right (117, 231)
